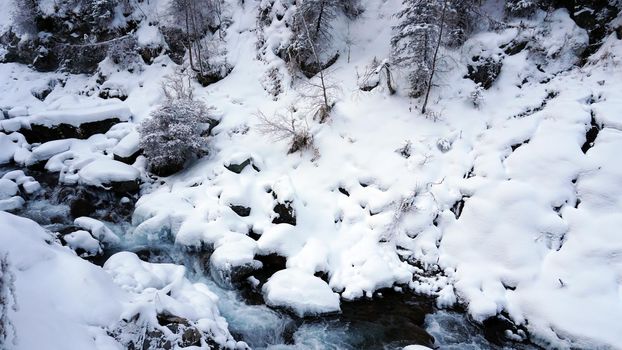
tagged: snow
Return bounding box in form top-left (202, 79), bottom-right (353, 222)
top-left (64, 230), bottom-right (102, 256)
top-left (77, 158), bottom-right (140, 187)
top-left (28, 104), bottom-right (132, 128)
top-left (112, 129), bottom-right (140, 158)
top-left (262, 268), bottom-right (341, 317)
top-left (0, 178), bottom-right (18, 199)
top-left (1, 0), bottom-right (622, 348)
top-left (0, 133), bottom-right (21, 164)
top-left (0, 212), bottom-right (241, 349)
top-left (74, 216), bottom-right (121, 245)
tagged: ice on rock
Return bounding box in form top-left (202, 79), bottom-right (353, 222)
top-left (263, 268), bottom-right (341, 317)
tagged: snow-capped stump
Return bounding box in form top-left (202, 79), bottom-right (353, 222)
top-left (4, 105), bottom-right (132, 144)
top-left (112, 130), bottom-right (142, 164)
top-left (262, 268), bottom-right (341, 317)
top-left (78, 159), bottom-right (140, 193)
top-left (465, 56), bottom-right (503, 89)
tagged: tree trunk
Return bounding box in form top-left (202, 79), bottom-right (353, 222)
top-left (422, 2), bottom-right (447, 114)
top-left (301, 12), bottom-right (329, 118)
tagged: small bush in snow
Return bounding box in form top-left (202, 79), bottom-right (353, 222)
top-left (107, 36), bottom-right (141, 70)
top-left (256, 110), bottom-right (314, 155)
top-left (139, 74), bottom-right (212, 176)
top-left (470, 84), bottom-right (484, 109)
top-left (0, 254), bottom-right (17, 348)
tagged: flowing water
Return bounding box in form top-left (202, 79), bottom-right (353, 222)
top-left (2, 165), bottom-right (540, 350)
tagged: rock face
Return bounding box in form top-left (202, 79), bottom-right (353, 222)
top-left (466, 56), bottom-right (502, 89)
top-left (21, 118), bottom-right (124, 144)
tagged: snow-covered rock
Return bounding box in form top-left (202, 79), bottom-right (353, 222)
top-left (74, 216), bottom-right (120, 245)
top-left (263, 268), bottom-right (341, 317)
top-left (77, 159), bottom-right (140, 192)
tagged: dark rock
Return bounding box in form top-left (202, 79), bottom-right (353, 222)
top-left (99, 88), bottom-right (128, 101)
top-left (161, 27), bottom-right (186, 65)
top-left (301, 52), bottom-right (340, 79)
top-left (138, 46), bottom-right (163, 65)
top-left (18, 118), bottom-right (122, 144)
top-left (272, 201), bottom-right (296, 225)
top-left (582, 113), bottom-right (601, 154)
top-left (113, 149), bottom-right (142, 165)
top-left (70, 196), bottom-right (96, 218)
top-left (196, 65), bottom-right (234, 87)
top-left (150, 162), bottom-right (184, 177)
top-left (502, 40), bottom-right (528, 56)
top-left (230, 205), bottom-right (251, 217)
top-left (338, 187), bottom-right (350, 196)
top-left (465, 57), bottom-right (502, 89)
top-left (225, 158), bottom-right (259, 174)
top-left (108, 180), bottom-right (140, 194)
top-left (450, 197), bottom-right (468, 219)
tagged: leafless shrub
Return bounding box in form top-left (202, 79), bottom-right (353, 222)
top-left (161, 69), bottom-right (194, 101)
top-left (256, 109), bottom-right (314, 154)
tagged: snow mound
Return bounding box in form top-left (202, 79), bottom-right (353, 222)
top-left (28, 104), bottom-right (132, 127)
top-left (262, 268), bottom-right (341, 317)
top-left (77, 158), bottom-right (140, 187)
top-left (112, 129), bottom-right (140, 158)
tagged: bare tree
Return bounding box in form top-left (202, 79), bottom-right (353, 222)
top-left (256, 109), bottom-right (314, 154)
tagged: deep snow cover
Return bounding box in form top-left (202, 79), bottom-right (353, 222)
top-left (1, 0), bottom-right (622, 349)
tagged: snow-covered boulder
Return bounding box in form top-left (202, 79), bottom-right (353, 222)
top-left (74, 216), bottom-right (120, 245)
top-left (209, 233), bottom-right (261, 289)
top-left (77, 159), bottom-right (140, 193)
top-left (2, 105), bottom-right (132, 144)
top-left (62, 230), bottom-right (102, 257)
top-left (112, 130), bottom-right (141, 164)
top-left (263, 268), bottom-right (341, 317)
top-left (0, 132), bottom-right (22, 164)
